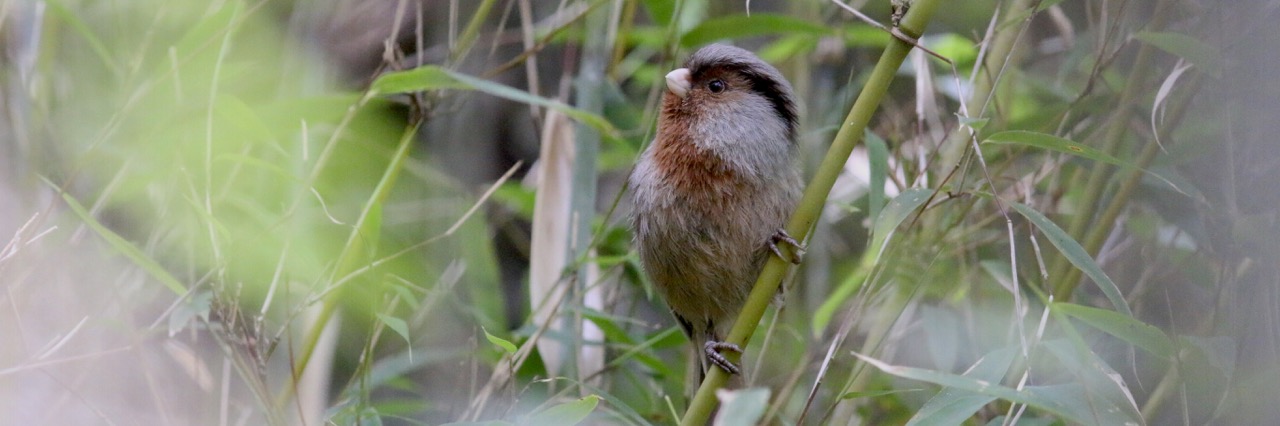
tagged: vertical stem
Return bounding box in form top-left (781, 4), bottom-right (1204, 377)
top-left (566, 0), bottom-right (609, 383)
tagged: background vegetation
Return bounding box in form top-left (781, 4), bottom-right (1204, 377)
top-left (1, 0), bottom-right (1277, 424)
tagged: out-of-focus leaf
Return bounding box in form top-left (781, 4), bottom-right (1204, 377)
top-left (169, 290), bottom-right (213, 336)
top-left (998, 0), bottom-right (1069, 29)
top-left (858, 352), bottom-right (1140, 426)
top-left (713, 388), bottom-right (769, 426)
top-left (983, 131), bottom-right (1126, 167)
top-left (1010, 202), bottom-right (1132, 316)
top-left (1135, 31), bottom-right (1223, 77)
top-left (680, 14), bottom-right (830, 47)
top-left (841, 388), bottom-right (923, 400)
top-left (370, 66), bottom-right (617, 139)
top-left (522, 395), bottom-right (600, 426)
top-left (908, 346), bottom-right (1017, 426)
top-left (813, 188), bottom-right (931, 334)
top-left (866, 130), bottom-right (889, 226)
top-left (957, 115), bottom-right (989, 131)
top-left (869, 188), bottom-right (933, 262)
top-left (376, 314), bottom-right (411, 346)
top-left (54, 184), bottom-right (187, 294)
top-left (482, 327), bottom-right (517, 354)
top-left (1055, 303), bottom-right (1173, 358)
top-left (985, 131), bottom-right (1190, 195)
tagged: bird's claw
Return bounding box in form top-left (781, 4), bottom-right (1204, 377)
top-left (768, 228), bottom-right (805, 264)
top-left (704, 340), bottom-right (743, 375)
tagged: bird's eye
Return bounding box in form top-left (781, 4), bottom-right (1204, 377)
top-left (707, 79), bottom-right (726, 93)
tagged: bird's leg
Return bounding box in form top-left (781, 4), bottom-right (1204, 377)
top-left (767, 228), bottom-right (805, 264)
top-left (704, 340), bottom-right (743, 375)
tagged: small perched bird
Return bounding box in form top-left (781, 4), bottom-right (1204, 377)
top-left (629, 44), bottom-right (803, 386)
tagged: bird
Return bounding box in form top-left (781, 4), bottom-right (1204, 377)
top-left (629, 44), bottom-right (803, 388)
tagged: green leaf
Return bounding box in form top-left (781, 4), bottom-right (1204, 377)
top-left (1134, 32), bottom-right (1223, 77)
top-left (169, 290), bottom-right (213, 336)
top-left (1055, 303), bottom-right (1172, 358)
top-left (45, 0), bottom-right (121, 77)
top-left (858, 352), bottom-right (1139, 426)
top-left (956, 115), bottom-right (989, 131)
top-left (908, 346), bottom-right (1016, 426)
top-left (523, 395), bottom-right (600, 426)
top-left (984, 131), bottom-right (1190, 196)
top-left (869, 188), bottom-right (933, 263)
top-left (866, 130), bottom-right (889, 226)
top-left (813, 188), bottom-right (932, 334)
top-left (368, 66), bottom-right (473, 93)
top-left (370, 66), bottom-right (617, 139)
top-left (52, 183), bottom-right (186, 294)
top-left (997, 0), bottom-right (1068, 29)
top-left (1010, 202), bottom-right (1132, 316)
top-left (482, 327), bottom-right (517, 354)
top-left (376, 314), bottom-right (411, 346)
top-left (841, 388), bottom-right (923, 400)
top-left (983, 131), bottom-right (1126, 167)
top-left (639, 0), bottom-right (676, 27)
top-left (713, 388), bottom-right (770, 426)
top-left (680, 14), bottom-right (831, 47)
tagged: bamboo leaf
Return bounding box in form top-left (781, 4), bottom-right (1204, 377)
top-left (983, 131), bottom-right (1126, 167)
top-left (713, 388), bottom-right (770, 426)
top-left (908, 347), bottom-right (1016, 426)
top-left (866, 130), bottom-right (889, 226)
top-left (523, 395), bottom-right (600, 426)
top-left (869, 188), bottom-right (932, 262)
top-left (680, 14), bottom-right (831, 47)
top-left (1055, 303), bottom-right (1172, 358)
top-left (376, 314), bottom-right (411, 346)
top-left (1134, 32), bottom-right (1223, 77)
top-left (858, 352), bottom-right (1139, 426)
top-left (54, 184), bottom-right (186, 294)
top-left (813, 188), bottom-right (931, 334)
top-left (984, 131), bottom-right (1190, 196)
top-left (370, 66), bottom-right (617, 139)
top-left (482, 326), bottom-right (517, 354)
top-left (841, 388), bottom-right (923, 400)
top-left (1010, 202), bottom-right (1132, 316)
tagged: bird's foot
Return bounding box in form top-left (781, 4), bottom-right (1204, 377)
top-left (704, 340), bottom-right (743, 375)
top-left (767, 228), bottom-right (805, 264)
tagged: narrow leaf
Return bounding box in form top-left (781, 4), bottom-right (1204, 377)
top-left (482, 327), bottom-right (517, 354)
top-left (908, 346), bottom-right (1017, 426)
top-left (376, 314), bottom-right (411, 345)
top-left (1055, 303), bottom-right (1172, 358)
top-left (984, 131), bottom-right (1125, 167)
top-left (55, 185), bottom-right (186, 294)
top-left (680, 14), bottom-right (830, 47)
top-left (869, 188), bottom-right (932, 262)
top-left (1010, 202), bottom-right (1132, 316)
top-left (841, 388), bottom-right (922, 400)
top-left (713, 388), bottom-right (770, 426)
top-left (866, 130), bottom-right (889, 226)
top-left (370, 66), bottom-right (617, 138)
top-left (1134, 31), bottom-right (1223, 77)
top-left (985, 131), bottom-right (1190, 196)
top-left (523, 395), bottom-right (600, 426)
top-left (812, 189), bottom-right (931, 334)
top-left (857, 353), bottom-right (1138, 426)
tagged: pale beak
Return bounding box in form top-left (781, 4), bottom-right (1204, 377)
top-left (665, 68), bottom-right (692, 99)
